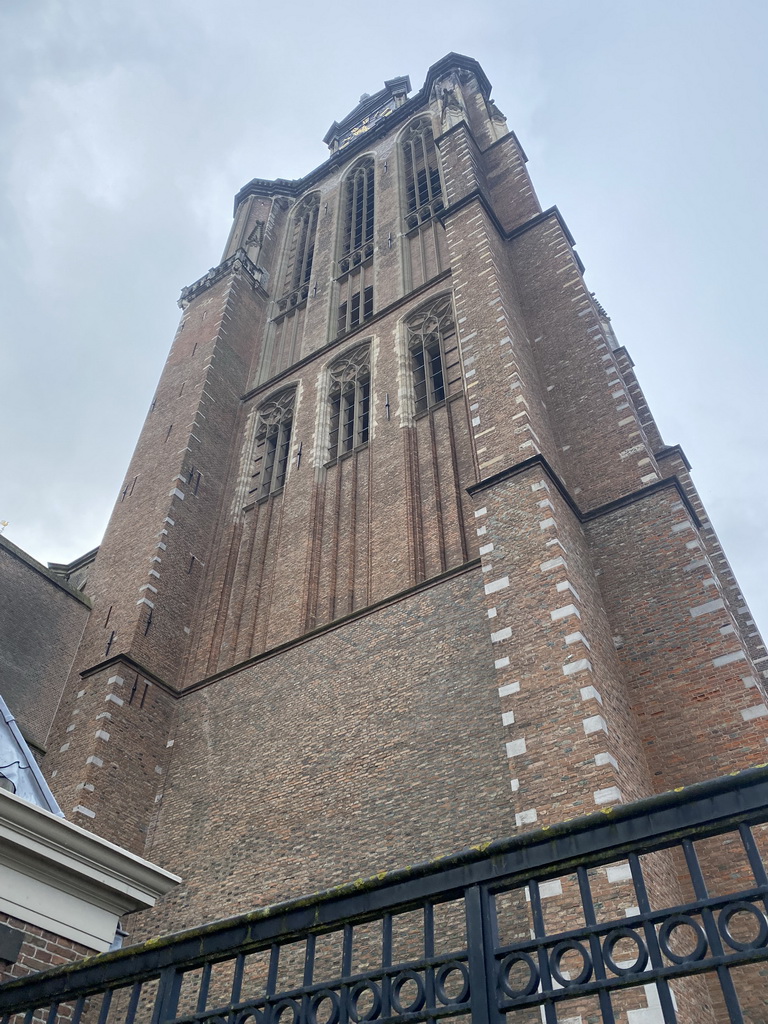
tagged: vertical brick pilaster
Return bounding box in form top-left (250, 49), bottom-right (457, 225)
top-left (442, 202), bottom-right (562, 484)
top-left (46, 660), bottom-right (176, 855)
top-left (511, 216), bottom-right (662, 508)
top-left (657, 447), bottom-right (768, 676)
top-left (588, 485), bottom-right (768, 788)
top-left (469, 466), bottom-right (654, 830)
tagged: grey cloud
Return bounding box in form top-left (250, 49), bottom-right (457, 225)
top-left (1, 0), bottom-right (766, 636)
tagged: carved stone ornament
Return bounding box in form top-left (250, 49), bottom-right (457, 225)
top-left (329, 344), bottom-right (371, 386)
top-left (178, 249), bottom-right (268, 309)
top-left (244, 221), bottom-right (265, 265)
top-left (256, 388), bottom-right (296, 430)
top-left (487, 98), bottom-right (506, 123)
top-left (437, 77), bottom-right (464, 128)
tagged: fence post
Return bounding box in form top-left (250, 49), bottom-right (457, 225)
top-left (465, 884), bottom-right (497, 1024)
top-left (151, 968), bottom-right (183, 1024)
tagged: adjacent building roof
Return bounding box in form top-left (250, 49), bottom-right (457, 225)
top-left (0, 695), bottom-right (63, 815)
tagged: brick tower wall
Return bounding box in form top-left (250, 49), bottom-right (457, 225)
top-left (34, 59), bottom-right (766, 998)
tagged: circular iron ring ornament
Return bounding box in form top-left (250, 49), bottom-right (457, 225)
top-left (347, 980), bottom-right (382, 1022)
top-left (718, 901), bottom-right (768, 951)
top-left (235, 1009), bottom-right (266, 1024)
top-left (309, 989), bottom-right (341, 1024)
top-left (658, 914), bottom-right (708, 964)
top-left (271, 1000), bottom-right (301, 1024)
top-left (549, 940), bottom-right (592, 988)
top-left (390, 970), bottom-right (426, 1014)
top-left (434, 961), bottom-right (470, 1005)
top-left (499, 951), bottom-right (539, 998)
top-left (602, 928), bottom-right (649, 976)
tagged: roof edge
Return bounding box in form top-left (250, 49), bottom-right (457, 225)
top-left (0, 534), bottom-right (92, 607)
top-left (233, 53), bottom-right (494, 213)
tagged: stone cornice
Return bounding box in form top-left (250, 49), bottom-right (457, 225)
top-left (467, 453), bottom-right (702, 529)
top-left (79, 653), bottom-right (178, 697)
top-left (178, 249), bottom-right (269, 309)
top-left (0, 790), bottom-right (180, 902)
top-left (181, 557), bottom-right (482, 697)
top-left (434, 190), bottom-right (586, 274)
top-left (48, 546), bottom-right (99, 577)
top-left (654, 444), bottom-right (692, 471)
top-left (80, 554), bottom-right (479, 699)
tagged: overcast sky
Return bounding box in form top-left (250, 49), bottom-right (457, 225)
top-left (1, 1), bottom-right (766, 635)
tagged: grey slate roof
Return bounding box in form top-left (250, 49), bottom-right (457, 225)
top-left (0, 694), bottom-right (63, 815)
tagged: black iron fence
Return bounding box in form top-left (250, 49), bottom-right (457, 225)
top-left (3, 767), bottom-right (768, 1024)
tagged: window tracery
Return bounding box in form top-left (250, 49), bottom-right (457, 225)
top-left (406, 297), bottom-right (460, 415)
top-left (336, 158), bottom-right (375, 337)
top-left (401, 118), bottom-right (443, 231)
top-left (249, 388), bottom-right (296, 499)
top-left (277, 193), bottom-right (320, 313)
top-left (327, 345), bottom-right (371, 462)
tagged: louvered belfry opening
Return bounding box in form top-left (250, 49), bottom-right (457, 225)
top-left (401, 118), bottom-right (445, 290)
top-left (402, 117), bottom-right (444, 230)
top-left (280, 193), bottom-right (320, 312)
top-left (327, 345), bottom-right (371, 462)
top-left (407, 296), bottom-right (460, 415)
top-left (262, 194), bottom-right (321, 383)
top-left (337, 159), bottom-right (375, 337)
top-left (249, 389), bottom-right (296, 499)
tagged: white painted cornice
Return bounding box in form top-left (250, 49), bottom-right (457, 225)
top-left (0, 789), bottom-right (180, 951)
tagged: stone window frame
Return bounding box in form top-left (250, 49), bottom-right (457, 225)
top-left (405, 294), bottom-right (461, 417)
top-left (398, 115), bottom-right (444, 232)
top-left (276, 192), bottom-right (321, 316)
top-left (326, 343), bottom-right (371, 464)
top-left (248, 387), bottom-right (296, 501)
top-left (335, 156), bottom-right (375, 338)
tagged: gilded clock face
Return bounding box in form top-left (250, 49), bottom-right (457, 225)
top-left (339, 104), bottom-right (394, 149)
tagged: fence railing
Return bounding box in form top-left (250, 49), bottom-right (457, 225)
top-left (3, 767), bottom-right (768, 1024)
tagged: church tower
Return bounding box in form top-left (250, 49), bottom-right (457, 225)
top-left (42, 54), bottom-right (767, 939)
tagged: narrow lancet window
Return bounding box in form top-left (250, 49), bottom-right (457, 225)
top-left (339, 159), bottom-right (375, 269)
top-left (278, 193), bottom-right (320, 313)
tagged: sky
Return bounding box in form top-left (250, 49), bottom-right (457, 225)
top-left (1, 1), bottom-right (766, 634)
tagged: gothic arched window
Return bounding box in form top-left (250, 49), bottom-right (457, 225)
top-left (278, 193), bottom-right (320, 313)
top-left (249, 388), bottom-right (296, 499)
top-left (327, 345), bottom-right (370, 462)
top-left (406, 297), bottom-right (460, 415)
top-left (400, 120), bottom-right (446, 291)
top-left (401, 118), bottom-right (443, 231)
top-left (339, 158), bottom-right (374, 267)
top-left (336, 158), bottom-right (375, 337)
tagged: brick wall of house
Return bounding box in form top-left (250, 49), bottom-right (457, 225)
top-left (0, 538), bottom-right (90, 754)
top-left (0, 912), bottom-right (94, 984)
